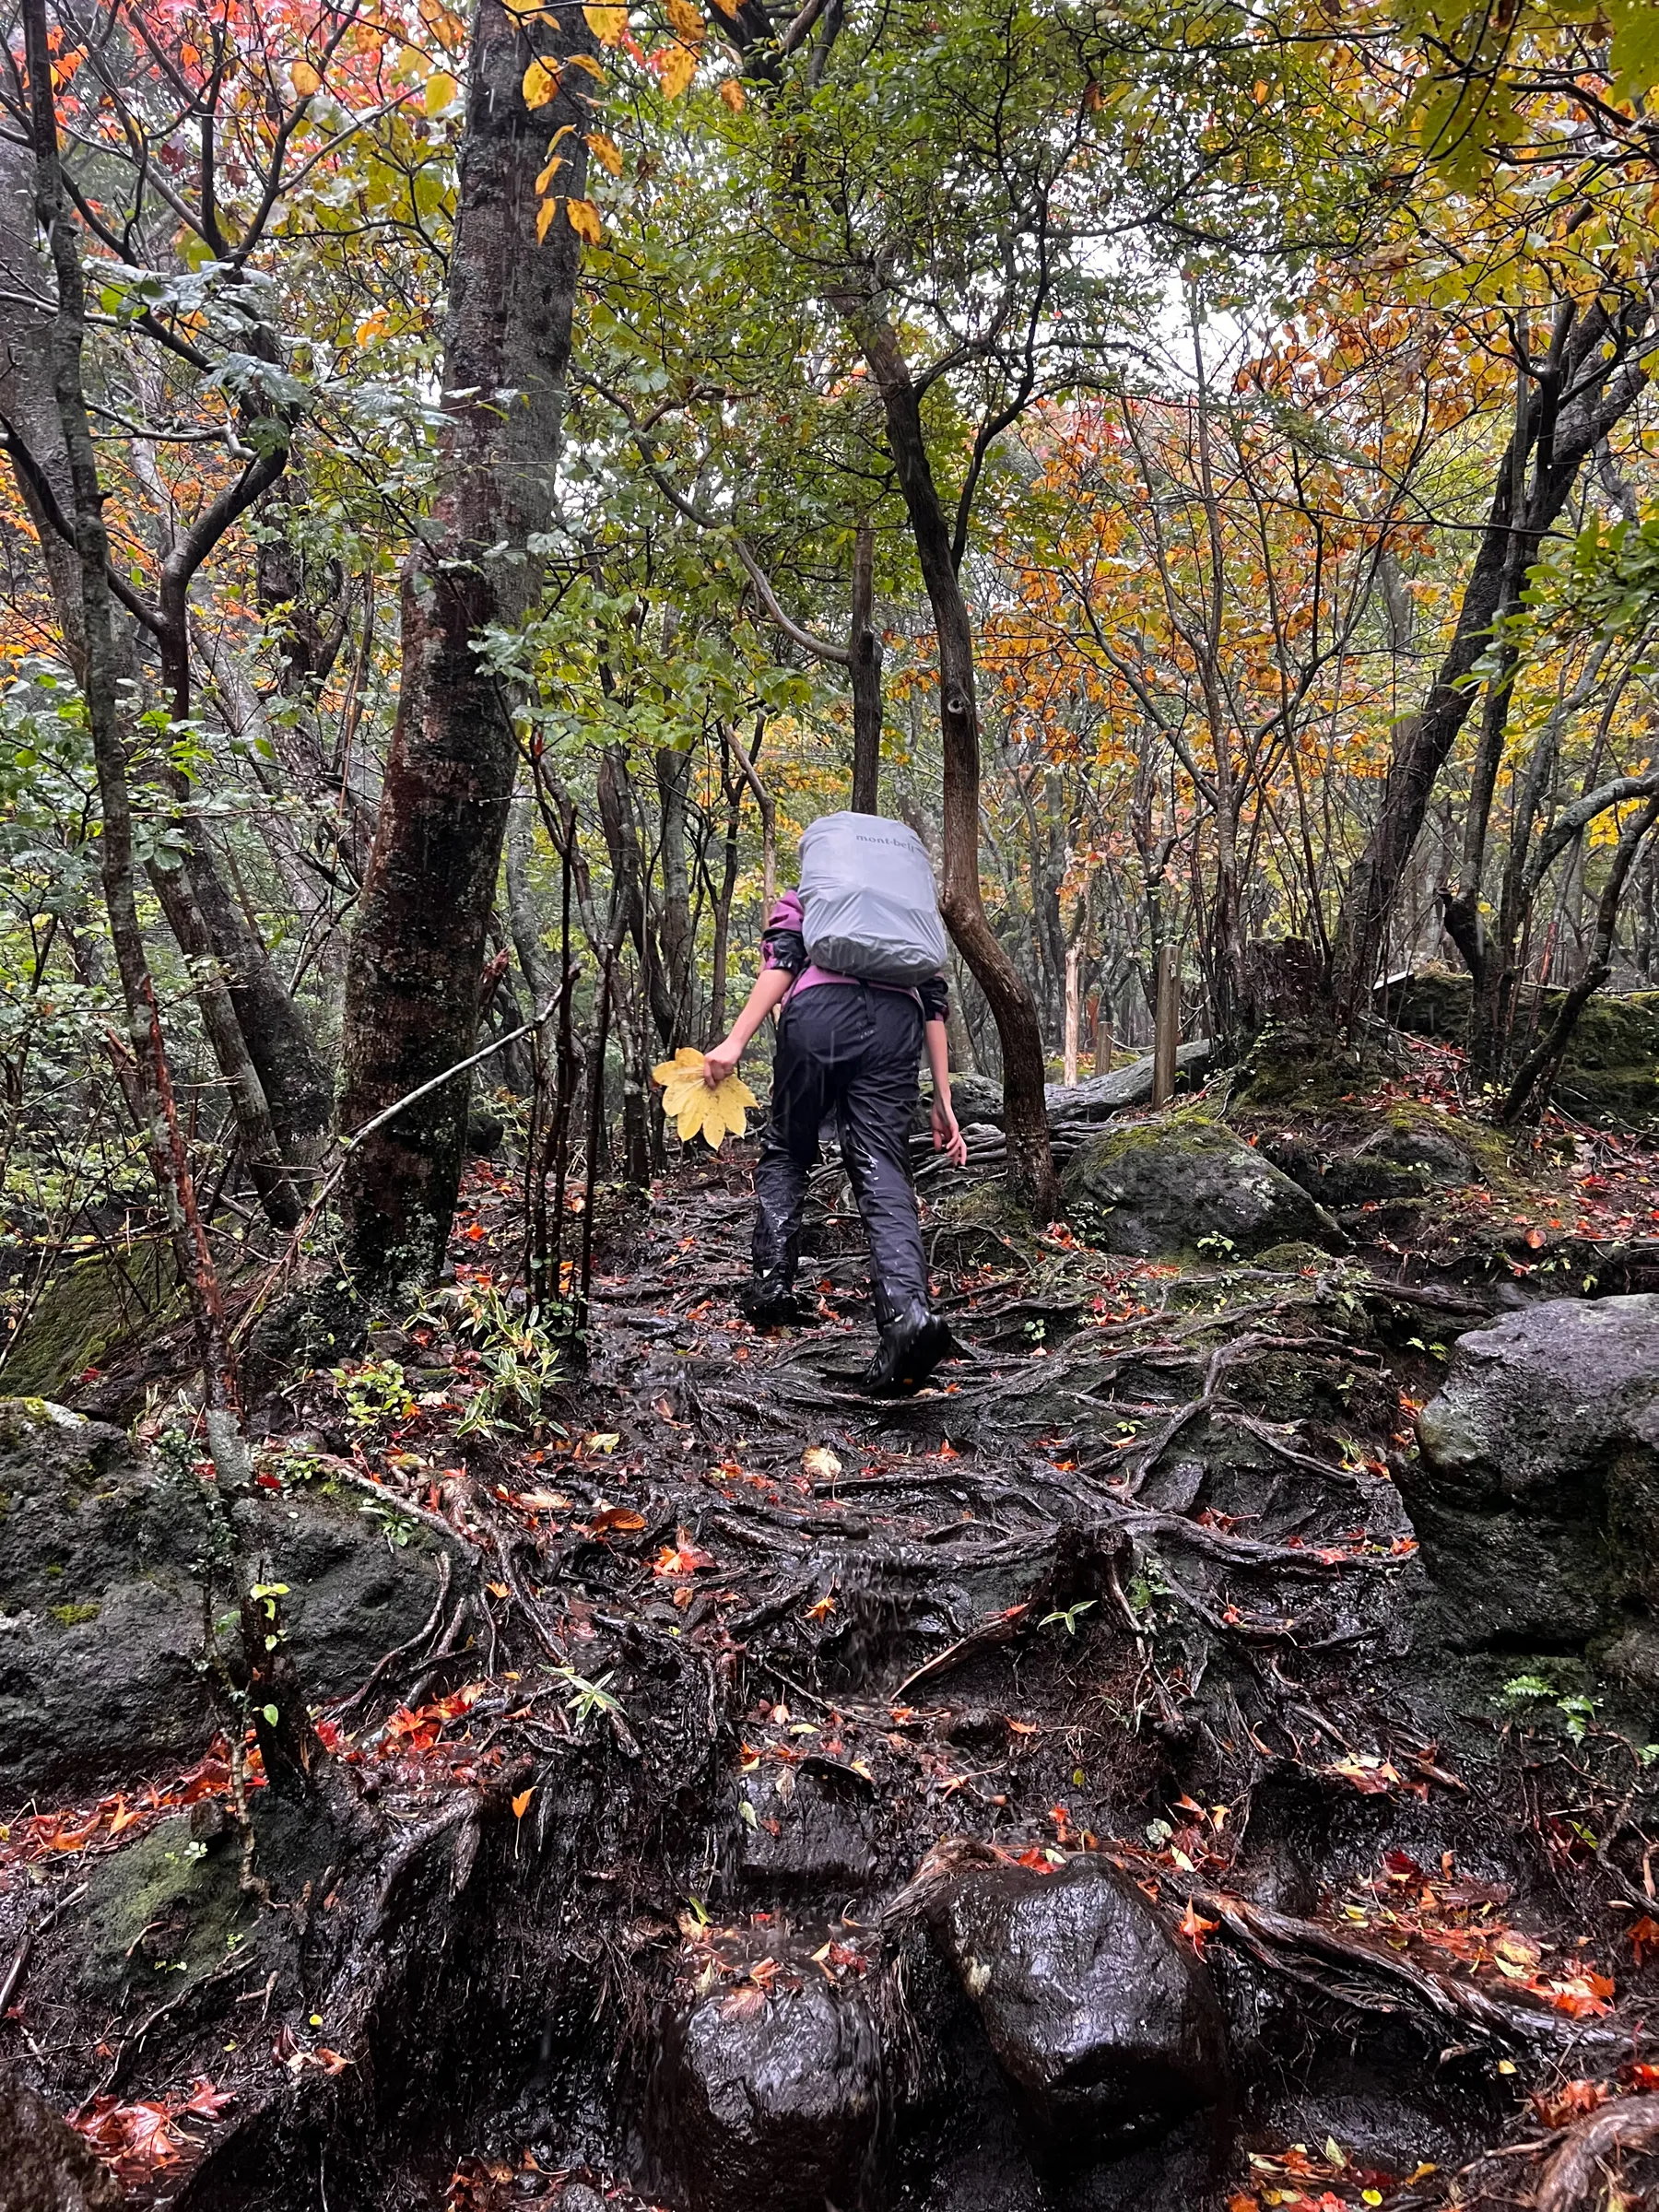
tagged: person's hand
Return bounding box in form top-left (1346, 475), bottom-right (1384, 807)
top-left (703, 1036), bottom-right (741, 1088)
top-left (932, 1095), bottom-right (968, 1167)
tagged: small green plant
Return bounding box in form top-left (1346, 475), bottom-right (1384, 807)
top-left (440, 1284), bottom-right (565, 1438)
top-left (1041, 1598), bottom-right (1096, 1635)
top-left (1500, 1672), bottom-right (1600, 1744)
top-left (332, 1358), bottom-right (415, 1431)
top-left (1194, 1231), bottom-right (1238, 1259)
top-left (553, 1665), bottom-right (621, 1729)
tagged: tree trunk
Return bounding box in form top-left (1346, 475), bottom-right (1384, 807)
top-left (1328, 287), bottom-right (1652, 1024)
top-left (837, 298), bottom-right (1056, 1214)
top-left (339, 0), bottom-right (592, 1288)
top-left (848, 522), bottom-right (883, 812)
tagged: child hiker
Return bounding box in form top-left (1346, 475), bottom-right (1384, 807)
top-left (701, 813), bottom-right (967, 1393)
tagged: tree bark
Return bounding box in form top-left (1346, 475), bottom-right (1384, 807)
top-left (1328, 286), bottom-right (1652, 1024)
top-left (835, 297), bottom-right (1056, 1213)
top-left (339, 0), bottom-right (592, 1288)
top-left (848, 522), bottom-right (883, 812)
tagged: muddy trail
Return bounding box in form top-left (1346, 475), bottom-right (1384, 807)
top-left (5, 1076), bottom-right (1659, 2212)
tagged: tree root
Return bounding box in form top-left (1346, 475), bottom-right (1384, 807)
top-left (1534, 2094), bottom-right (1659, 2210)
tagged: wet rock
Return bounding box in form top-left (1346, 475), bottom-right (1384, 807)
top-left (553, 2189), bottom-right (606, 2212)
top-left (920, 1847), bottom-right (1230, 2154)
top-left (1265, 1109), bottom-right (1479, 1212)
top-left (0, 1399), bottom-right (451, 1808)
top-left (1064, 1116), bottom-right (1338, 1261)
top-left (1407, 1295), bottom-right (1659, 1669)
top-left (656, 1973), bottom-right (885, 2211)
top-left (738, 1760), bottom-right (878, 1894)
top-left (0, 2077), bottom-right (123, 2212)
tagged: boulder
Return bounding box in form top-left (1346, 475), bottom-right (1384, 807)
top-left (1064, 1117), bottom-right (1338, 1261)
top-left (0, 1399), bottom-right (451, 1808)
top-left (923, 1851), bottom-right (1229, 2154)
top-left (656, 1973), bottom-right (885, 2212)
top-left (1407, 1296), bottom-right (1659, 1668)
top-left (1265, 1109), bottom-right (1480, 1213)
top-left (0, 2077), bottom-right (122, 2212)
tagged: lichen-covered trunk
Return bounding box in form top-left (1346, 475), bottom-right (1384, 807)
top-left (339, 0), bottom-right (591, 1288)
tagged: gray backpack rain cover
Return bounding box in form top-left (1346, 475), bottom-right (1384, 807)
top-left (798, 812), bottom-right (948, 986)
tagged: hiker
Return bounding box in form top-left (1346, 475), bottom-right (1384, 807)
top-left (702, 812), bottom-right (968, 1392)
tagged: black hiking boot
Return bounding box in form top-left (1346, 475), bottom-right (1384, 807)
top-left (860, 1294), bottom-right (954, 1393)
top-left (736, 1273), bottom-right (802, 1326)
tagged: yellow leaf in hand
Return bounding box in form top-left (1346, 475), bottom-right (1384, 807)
top-left (523, 56), bottom-right (561, 106)
top-left (566, 197), bottom-right (604, 242)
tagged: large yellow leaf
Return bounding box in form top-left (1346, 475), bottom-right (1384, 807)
top-left (584, 3), bottom-right (629, 42)
top-left (290, 60), bottom-right (322, 96)
top-left (535, 196), bottom-right (559, 242)
top-left (566, 197), bottom-right (604, 243)
top-left (585, 130), bottom-right (624, 176)
top-left (424, 71), bottom-right (459, 114)
top-left (522, 57), bottom-right (562, 106)
top-left (658, 41), bottom-right (697, 97)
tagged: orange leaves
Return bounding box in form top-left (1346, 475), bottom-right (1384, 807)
top-left (1629, 1914), bottom-right (1659, 1964)
top-left (587, 1502), bottom-right (645, 1534)
top-left (1176, 1900), bottom-right (1218, 1958)
top-left (566, 197), bottom-right (604, 243)
top-left (653, 1529), bottom-right (716, 1576)
top-left (512, 1786), bottom-right (535, 1818)
top-left (73, 2079), bottom-right (232, 2183)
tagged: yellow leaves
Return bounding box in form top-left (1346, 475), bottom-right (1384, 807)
top-left (665, 0), bottom-right (704, 37)
top-left (585, 130), bottom-right (624, 175)
top-left (802, 1446), bottom-right (841, 1481)
top-left (584, 2), bottom-right (629, 41)
top-left (290, 59), bottom-right (322, 97)
top-left (651, 1048), bottom-right (756, 1149)
top-left (535, 154), bottom-right (566, 193)
top-left (424, 70), bottom-right (459, 114)
top-left (657, 41), bottom-right (697, 97)
top-left (523, 56), bottom-right (562, 106)
top-left (566, 52), bottom-right (608, 86)
top-left (566, 197), bottom-right (604, 243)
top-left (535, 196), bottom-right (560, 242)
top-left (718, 76), bottom-right (745, 111)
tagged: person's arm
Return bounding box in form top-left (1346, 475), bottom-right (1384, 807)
top-left (925, 1016), bottom-right (968, 1166)
top-left (703, 966), bottom-right (793, 1086)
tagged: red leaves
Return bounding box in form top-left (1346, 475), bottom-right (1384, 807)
top-left (1532, 2077), bottom-right (1611, 2129)
top-left (653, 1530), bottom-right (716, 1577)
top-left (72, 2077), bottom-right (231, 2182)
top-left (1628, 1914), bottom-right (1659, 1964)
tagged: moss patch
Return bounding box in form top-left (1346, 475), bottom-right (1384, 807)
top-left (3, 1243), bottom-right (182, 1402)
top-left (48, 1599), bottom-right (100, 1627)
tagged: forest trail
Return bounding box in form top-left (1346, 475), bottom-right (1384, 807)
top-left (6, 1066), bottom-right (1659, 2212)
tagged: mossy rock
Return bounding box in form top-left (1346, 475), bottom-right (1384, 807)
top-left (1385, 969), bottom-right (1659, 1123)
top-left (924, 1178), bottom-right (1041, 1265)
top-left (2, 1241), bottom-right (183, 1403)
top-left (1064, 1114), bottom-right (1341, 1262)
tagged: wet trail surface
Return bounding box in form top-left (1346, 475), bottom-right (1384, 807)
top-left (4, 1120), bottom-right (1659, 2212)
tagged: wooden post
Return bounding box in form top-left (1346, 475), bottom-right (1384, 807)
top-left (1152, 943), bottom-right (1178, 1108)
top-left (1063, 943), bottom-right (1081, 1088)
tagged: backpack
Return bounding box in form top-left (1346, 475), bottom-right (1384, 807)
top-left (797, 812), bottom-right (949, 986)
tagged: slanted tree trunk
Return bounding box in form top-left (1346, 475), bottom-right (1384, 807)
top-left (1328, 285), bottom-right (1652, 1026)
top-left (836, 298), bottom-right (1057, 1214)
top-left (338, 0), bottom-right (592, 1288)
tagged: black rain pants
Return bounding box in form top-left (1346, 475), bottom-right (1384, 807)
top-left (752, 982), bottom-right (928, 1308)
